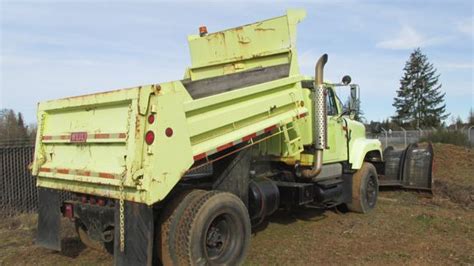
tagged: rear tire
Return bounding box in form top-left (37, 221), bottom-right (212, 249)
top-left (347, 162), bottom-right (378, 213)
top-left (157, 189), bottom-right (206, 265)
top-left (175, 191), bottom-right (251, 266)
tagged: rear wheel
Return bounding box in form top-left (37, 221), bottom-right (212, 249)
top-left (157, 189), bottom-right (206, 265)
top-left (175, 191), bottom-right (251, 265)
top-left (347, 162), bottom-right (378, 213)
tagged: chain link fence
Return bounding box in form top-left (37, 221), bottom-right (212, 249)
top-left (0, 144), bottom-right (71, 217)
top-left (366, 127), bottom-right (474, 149)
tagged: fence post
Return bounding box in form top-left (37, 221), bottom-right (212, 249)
top-left (417, 127), bottom-right (423, 139)
top-left (400, 126), bottom-right (407, 147)
top-left (468, 126), bottom-right (474, 142)
top-left (381, 127), bottom-right (388, 148)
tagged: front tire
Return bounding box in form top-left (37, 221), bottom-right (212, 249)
top-left (347, 162), bottom-right (379, 213)
top-left (175, 191), bottom-right (251, 265)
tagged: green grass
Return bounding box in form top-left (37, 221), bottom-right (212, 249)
top-left (420, 130), bottom-right (469, 147)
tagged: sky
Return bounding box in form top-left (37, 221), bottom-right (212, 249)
top-left (1, 0), bottom-right (473, 125)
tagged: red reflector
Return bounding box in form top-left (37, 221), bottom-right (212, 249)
top-left (165, 127), bottom-right (173, 137)
top-left (64, 203), bottom-right (73, 218)
top-left (148, 114), bottom-right (155, 124)
top-left (145, 131), bottom-right (155, 145)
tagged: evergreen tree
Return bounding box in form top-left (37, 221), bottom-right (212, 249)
top-left (17, 112), bottom-right (29, 139)
top-left (393, 48), bottom-right (449, 127)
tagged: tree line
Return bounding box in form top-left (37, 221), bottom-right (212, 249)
top-left (0, 109), bottom-right (36, 143)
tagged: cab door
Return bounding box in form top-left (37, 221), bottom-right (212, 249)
top-left (324, 88), bottom-right (348, 163)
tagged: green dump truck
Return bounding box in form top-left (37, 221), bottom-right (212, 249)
top-left (32, 9), bottom-right (433, 265)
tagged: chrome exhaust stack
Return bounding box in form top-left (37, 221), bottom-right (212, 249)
top-left (301, 54), bottom-right (328, 179)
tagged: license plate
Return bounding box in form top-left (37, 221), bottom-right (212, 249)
top-left (70, 132), bottom-right (88, 143)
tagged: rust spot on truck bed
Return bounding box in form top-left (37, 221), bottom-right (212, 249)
top-left (135, 116), bottom-right (141, 136)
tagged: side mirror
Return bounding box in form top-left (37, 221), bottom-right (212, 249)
top-left (349, 85), bottom-right (359, 113)
top-left (350, 85), bottom-right (357, 99)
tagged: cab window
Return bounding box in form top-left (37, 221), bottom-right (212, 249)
top-left (326, 89), bottom-right (338, 116)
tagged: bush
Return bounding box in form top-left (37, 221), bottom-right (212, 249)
top-left (420, 130), bottom-right (469, 147)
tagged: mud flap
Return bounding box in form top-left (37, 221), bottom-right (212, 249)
top-left (380, 143), bottom-right (433, 190)
top-left (212, 148), bottom-right (252, 206)
top-left (114, 201), bottom-right (154, 266)
top-left (36, 188), bottom-right (61, 251)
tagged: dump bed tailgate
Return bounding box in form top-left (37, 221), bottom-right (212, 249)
top-left (32, 86), bottom-right (153, 200)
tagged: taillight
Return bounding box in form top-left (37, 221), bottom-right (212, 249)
top-left (148, 114), bottom-right (155, 124)
top-left (145, 131), bottom-right (155, 145)
top-left (97, 198), bottom-right (106, 206)
top-left (63, 203), bottom-right (74, 219)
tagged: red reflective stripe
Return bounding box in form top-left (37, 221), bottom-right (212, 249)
top-left (242, 133), bottom-right (257, 142)
top-left (42, 133), bottom-right (126, 141)
top-left (192, 124), bottom-right (280, 162)
top-left (57, 168), bottom-right (69, 174)
top-left (94, 133), bottom-right (110, 139)
top-left (75, 170), bottom-right (90, 176)
top-left (39, 167), bottom-right (117, 179)
top-left (217, 142), bottom-right (233, 152)
top-left (98, 172), bottom-right (115, 179)
top-left (193, 153), bottom-right (206, 161)
top-left (264, 125), bottom-right (277, 133)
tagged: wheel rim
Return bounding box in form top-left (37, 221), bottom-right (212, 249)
top-left (204, 213), bottom-right (239, 262)
top-left (366, 175), bottom-right (377, 208)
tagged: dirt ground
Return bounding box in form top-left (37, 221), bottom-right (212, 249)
top-left (1, 143), bottom-right (472, 265)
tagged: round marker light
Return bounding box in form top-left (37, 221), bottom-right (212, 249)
top-left (165, 127), bottom-right (173, 137)
top-left (145, 131), bottom-right (155, 145)
top-left (148, 114), bottom-right (155, 124)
